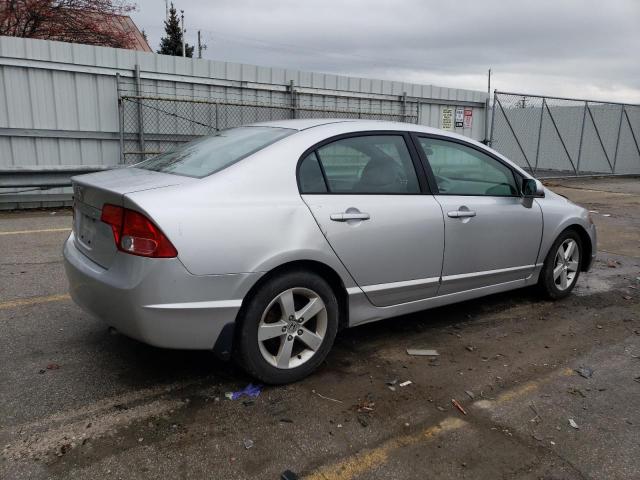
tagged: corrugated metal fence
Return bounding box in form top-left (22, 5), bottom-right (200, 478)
top-left (490, 91), bottom-right (640, 177)
top-left (0, 36), bottom-right (487, 208)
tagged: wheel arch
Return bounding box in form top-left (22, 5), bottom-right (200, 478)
top-left (236, 259), bottom-right (350, 333)
top-left (563, 224), bottom-right (593, 272)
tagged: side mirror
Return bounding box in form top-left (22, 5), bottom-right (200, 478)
top-left (522, 178), bottom-right (544, 198)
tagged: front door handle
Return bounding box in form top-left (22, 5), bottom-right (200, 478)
top-left (447, 209), bottom-right (476, 218)
top-left (330, 212), bottom-right (371, 222)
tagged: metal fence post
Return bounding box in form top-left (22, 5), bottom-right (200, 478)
top-left (289, 80), bottom-right (296, 119)
top-left (612, 105), bottom-right (625, 173)
top-left (533, 97), bottom-right (545, 173)
top-left (401, 92), bottom-right (407, 123)
top-left (488, 90), bottom-right (497, 147)
top-left (575, 101), bottom-right (588, 175)
top-left (134, 65), bottom-right (145, 160)
top-left (116, 73), bottom-right (125, 164)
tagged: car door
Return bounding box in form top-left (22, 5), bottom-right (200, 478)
top-left (412, 135), bottom-right (543, 295)
top-left (298, 132), bottom-right (444, 307)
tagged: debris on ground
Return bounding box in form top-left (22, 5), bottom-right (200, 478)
top-left (465, 345), bottom-right (475, 352)
top-left (568, 418), bottom-right (579, 429)
top-left (281, 469), bottom-right (299, 480)
top-left (357, 416), bottom-right (369, 427)
top-left (465, 390), bottom-right (475, 400)
top-left (399, 380), bottom-right (412, 387)
top-left (607, 259), bottom-right (621, 268)
top-left (226, 384), bottom-right (263, 401)
top-left (279, 418), bottom-right (293, 423)
top-left (575, 366), bottom-right (594, 379)
top-left (406, 348), bottom-right (439, 356)
top-left (451, 398), bottom-right (468, 415)
top-left (243, 438), bottom-right (254, 449)
top-left (385, 379), bottom-right (398, 386)
top-left (355, 400), bottom-right (375, 414)
top-left (46, 363), bottom-right (60, 370)
top-left (312, 389), bottom-right (343, 403)
top-left (567, 387), bottom-right (586, 397)
top-left (601, 213), bottom-right (611, 217)
top-left (623, 295), bottom-right (632, 300)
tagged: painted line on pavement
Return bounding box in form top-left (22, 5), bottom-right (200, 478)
top-left (0, 293), bottom-right (70, 310)
top-left (305, 417), bottom-right (467, 480)
top-left (0, 227), bottom-right (71, 236)
top-left (307, 367), bottom-right (575, 479)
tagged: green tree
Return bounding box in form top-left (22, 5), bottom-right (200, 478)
top-left (157, 3), bottom-right (193, 57)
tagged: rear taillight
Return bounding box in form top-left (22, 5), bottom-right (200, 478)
top-left (100, 204), bottom-right (177, 258)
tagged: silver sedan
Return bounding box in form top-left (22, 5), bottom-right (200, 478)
top-left (64, 119), bottom-right (596, 384)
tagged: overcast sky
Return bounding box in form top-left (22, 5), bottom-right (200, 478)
top-left (131, 0), bottom-right (640, 103)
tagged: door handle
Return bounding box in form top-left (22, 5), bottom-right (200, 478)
top-left (447, 209), bottom-right (476, 218)
top-left (330, 212), bottom-right (371, 222)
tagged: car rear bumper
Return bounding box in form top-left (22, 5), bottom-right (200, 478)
top-left (63, 233), bottom-right (260, 350)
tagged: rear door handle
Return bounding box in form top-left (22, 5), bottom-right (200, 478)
top-left (330, 212), bottom-right (371, 222)
top-left (447, 210), bottom-right (476, 218)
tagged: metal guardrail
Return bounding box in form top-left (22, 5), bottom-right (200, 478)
top-left (0, 166), bottom-right (111, 189)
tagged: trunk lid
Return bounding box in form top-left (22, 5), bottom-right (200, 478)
top-left (71, 167), bottom-right (193, 268)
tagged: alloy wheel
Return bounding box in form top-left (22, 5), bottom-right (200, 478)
top-left (553, 239), bottom-right (580, 291)
top-left (257, 288), bottom-right (328, 369)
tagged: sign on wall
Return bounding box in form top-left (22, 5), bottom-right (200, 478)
top-left (455, 107), bottom-right (464, 128)
top-left (463, 108), bottom-right (473, 129)
top-left (441, 107), bottom-right (453, 130)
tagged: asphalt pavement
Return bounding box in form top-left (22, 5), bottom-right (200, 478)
top-left (0, 177), bottom-right (638, 479)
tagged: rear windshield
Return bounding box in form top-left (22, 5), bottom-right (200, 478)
top-left (135, 126), bottom-right (294, 178)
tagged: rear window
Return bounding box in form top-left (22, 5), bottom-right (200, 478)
top-left (135, 126), bottom-right (294, 178)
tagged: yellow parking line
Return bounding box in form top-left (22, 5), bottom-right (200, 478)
top-left (305, 417), bottom-right (466, 480)
top-left (0, 227), bottom-right (71, 236)
top-left (0, 293), bottom-right (70, 310)
top-left (307, 366), bottom-right (576, 479)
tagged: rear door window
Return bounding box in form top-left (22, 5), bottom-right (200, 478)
top-left (305, 135), bottom-right (420, 194)
top-left (136, 126), bottom-right (294, 178)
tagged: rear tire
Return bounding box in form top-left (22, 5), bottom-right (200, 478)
top-left (538, 229), bottom-right (582, 299)
top-left (235, 270), bottom-right (339, 384)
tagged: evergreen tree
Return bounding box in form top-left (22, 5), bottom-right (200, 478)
top-left (157, 3), bottom-right (194, 57)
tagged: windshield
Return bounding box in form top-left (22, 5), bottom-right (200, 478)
top-left (135, 126), bottom-right (295, 178)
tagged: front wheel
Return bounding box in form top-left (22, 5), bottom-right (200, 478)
top-left (235, 270), bottom-right (339, 384)
top-left (538, 230), bottom-right (582, 299)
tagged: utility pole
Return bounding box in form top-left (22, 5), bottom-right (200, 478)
top-left (197, 30), bottom-right (207, 59)
top-left (488, 68), bottom-right (491, 95)
top-left (180, 10), bottom-right (186, 57)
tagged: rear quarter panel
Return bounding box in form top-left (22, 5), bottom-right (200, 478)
top-left (124, 130), bottom-right (359, 288)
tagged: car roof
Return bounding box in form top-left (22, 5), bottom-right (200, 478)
top-left (249, 118), bottom-right (532, 180)
top-left (250, 118), bottom-right (445, 135)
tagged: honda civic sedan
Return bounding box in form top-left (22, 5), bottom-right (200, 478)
top-left (64, 119), bottom-right (596, 384)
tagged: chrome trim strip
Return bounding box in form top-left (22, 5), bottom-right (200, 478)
top-left (144, 299), bottom-right (242, 310)
top-left (361, 276), bottom-right (440, 294)
top-left (346, 287), bottom-right (363, 295)
top-left (442, 264), bottom-right (536, 283)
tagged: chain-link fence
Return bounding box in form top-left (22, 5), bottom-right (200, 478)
top-left (490, 91), bottom-right (640, 177)
top-left (119, 78), bottom-right (418, 163)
